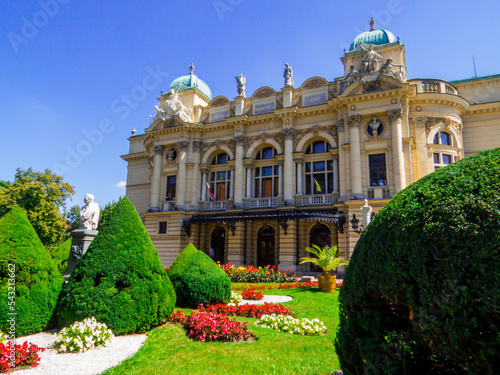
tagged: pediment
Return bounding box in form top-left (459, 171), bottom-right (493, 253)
top-left (146, 115), bottom-right (186, 131)
top-left (341, 76), bottom-right (402, 97)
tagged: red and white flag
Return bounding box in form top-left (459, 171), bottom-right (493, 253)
top-left (206, 182), bottom-right (215, 200)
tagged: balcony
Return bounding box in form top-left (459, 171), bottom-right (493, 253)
top-left (410, 79), bottom-right (458, 95)
top-left (245, 197), bottom-right (282, 209)
top-left (367, 187), bottom-right (391, 199)
top-left (295, 194), bottom-right (338, 206)
top-left (200, 200), bottom-right (232, 211)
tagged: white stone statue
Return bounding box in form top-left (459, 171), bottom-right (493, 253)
top-left (380, 58), bottom-right (406, 81)
top-left (340, 65), bottom-right (360, 93)
top-left (360, 199), bottom-right (373, 228)
top-left (163, 88), bottom-right (193, 123)
top-left (369, 116), bottom-right (381, 135)
top-left (79, 194), bottom-right (100, 230)
top-left (284, 63), bottom-right (294, 87)
top-left (236, 74), bottom-right (246, 97)
top-left (360, 43), bottom-right (384, 73)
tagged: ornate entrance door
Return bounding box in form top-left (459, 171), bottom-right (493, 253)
top-left (211, 227), bottom-right (226, 264)
top-left (257, 225), bottom-right (275, 267)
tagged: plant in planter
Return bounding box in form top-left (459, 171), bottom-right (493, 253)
top-left (299, 245), bottom-right (349, 292)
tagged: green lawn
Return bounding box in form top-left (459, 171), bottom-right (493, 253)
top-left (103, 285), bottom-right (342, 375)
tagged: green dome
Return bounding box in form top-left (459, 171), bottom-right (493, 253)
top-left (349, 18), bottom-right (397, 51)
top-left (168, 63), bottom-right (212, 101)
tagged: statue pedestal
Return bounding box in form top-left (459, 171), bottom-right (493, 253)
top-left (63, 229), bottom-right (98, 283)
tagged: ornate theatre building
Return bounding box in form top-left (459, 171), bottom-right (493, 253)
top-left (122, 19), bottom-right (500, 271)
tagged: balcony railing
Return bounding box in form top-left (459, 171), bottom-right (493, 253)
top-left (409, 79), bottom-right (458, 95)
top-left (200, 200), bottom-right (232, 211)
top-left (367, 187), bottom-right (391, 199)
top-left (246, 197), bottom-right (282, 209)
top-left (295, 194), bottom-right (337, 206)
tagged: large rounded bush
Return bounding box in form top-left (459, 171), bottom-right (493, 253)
top-left (0, 207), bottom-right (64, 336)
top-left (336, 148), bottom-right (500, 375)
top-left (58, 197), bottom-right (176, 335)
top-left (50, 238), bottom-right (71, 276)
top-left (167, 244), bottom-right (231, 308)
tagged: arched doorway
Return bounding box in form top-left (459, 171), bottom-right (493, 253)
top-left (257, 225), bottom-right (275, 267)
top-left (308, 223), bottom-right (332, 272)
top-left (211, 227), bottom-right (226, 264)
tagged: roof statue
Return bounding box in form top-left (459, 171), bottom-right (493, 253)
top-left (360, 43), bottom-right (384, 73)
top-left (380, 58), bottom-right (406, 81)
top-left (236, 74), bottom-right (246, 97)
top-left (284, 63), bottom-right (294, 87)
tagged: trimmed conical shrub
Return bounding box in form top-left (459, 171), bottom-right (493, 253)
top-left (167, 243), bottom-right (231, 308)
top-left (57, 197), bottom-right (176, 335)
top-left (50, 239), bottom-right (71, 276)
top-left (0, 207), bottom-right (63, 336)
top-left (336, 148), bottom-right (500, 374)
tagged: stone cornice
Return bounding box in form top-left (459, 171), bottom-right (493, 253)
top-left (463, 102), bottom-right (500, 115)
top-left (412, 93), bottom-right (469, 112)
top-left (120, 151), bottom-right (149, 161)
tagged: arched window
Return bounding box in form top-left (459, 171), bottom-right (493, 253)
top-left (208, 153), bottom-right (231, 200)
top-left (305, 140), bottom-right (332, 154)
top-left (433, 131), bottom-right (453, 146)
top-left (432, 131), bottom-right (458, 171)
top-left (254, 147), bottom-right (279, 198)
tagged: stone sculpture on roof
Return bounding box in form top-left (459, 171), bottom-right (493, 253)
top-left (236, 74), bottom-right (246, 97)
top-left (360, 43), bottom-right (384, 74)
top-left (284, 63), bottom-right (294, 87)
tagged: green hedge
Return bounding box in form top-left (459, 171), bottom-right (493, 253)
top-left (50, 239), bottom-right (71, 276)
top-left (57, 197), bottom-right (176, 335)
top-left (336, 148), bottom-right (500, 374)
top-left (168, 244), bottom-right (231, 308)
top-left (0, 207), bottom-right (63, 336)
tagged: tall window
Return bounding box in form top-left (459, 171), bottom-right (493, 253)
top-left (165, 176), bottom-right (176, 200)
top-left (254, 147), bottom-right (279, 197)
top-left (369, 154), bottom-right (387, 186)
top-left (433, 153), bottom-right (453, 170)
top-left (433, 131), bottom-right (453, 146)
top-left (432, 130), bottom-right (457, 170)
top-left (209, 152), bottom-right (231, 201)
top-left (305, 161), bottom-right (334, 194)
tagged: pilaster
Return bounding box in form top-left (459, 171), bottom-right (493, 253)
top-left (278, 220), bottom-right (297, 272)
top-left (388, 108), bottom-right (406, 192)
top-left (348, 114), bottom-right (363, 199)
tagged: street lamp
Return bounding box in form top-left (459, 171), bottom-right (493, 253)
top-left (350, 214), bottom-right (364, 234)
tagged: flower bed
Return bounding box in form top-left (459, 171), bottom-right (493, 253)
top-left (241, 288), bottom-right (263, 300)
top-left (198, 303), bottom-right (294, 319)
top-left (0, 341), bottom-right (45, 373)
top-left (167, 310), bottom-right (254, 342)
top-left (53, 317), bottom-right (114, 353)
top-left (256, 314), bottom-right (327, 336)
top-left (220, 264), bottom-right (298, 283)
top-left (229, 291), bottom-right (242, 304)
top-left (232, 281), bottom-right (328, 291)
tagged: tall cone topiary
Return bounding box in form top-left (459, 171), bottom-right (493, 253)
top-left (0, 207), bottom-right (64, 336)
top-left (167, 243), bottom-right (231, 308)
top-left (50, 238), bottom-right (71, 276)
top-left (57, 197), bottom-right (176, 335)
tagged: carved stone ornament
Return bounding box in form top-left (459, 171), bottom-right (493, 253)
top-left (294, 94), bottom-right (302, 107)
top-left (244, 104), bottom-right (253, 116)
top-left (303, 79), bottom-right (327, 89)
top-left (152, 145), bottom-right (163, 154)
top-left (211, 98), bottom-right (230, 107)
top-left (260, 132), bottom-right (269, 141)
top-left (388, 108), bottom-right (403, 121)
top-left (412, 116), bottom-right (428, 128)
top-left (229, 102), bottom-right (236, 117)
top-left (177, 140), bottom-right (189, 150)
top-left (328, 88), bottom-right (337, 100)
top-left (276, 96), bottom-right (284, 110)
top-left (311, 125), bottom-right (320, 135)
top-left (254, 89), bottom-right (274, 98)
top-left (363, 80), bottom-right (381, 92)
top-left (282, 127), bottom-right (295, 139)
top-left (166, 148), bottom-right (177, 164)
top-left (201, 139), bottom-right (236, 163)
top-left (193, 141), bottom-right (203, 152)
top-left (348, 114), bottom-right (362, 127)
top-left (201, 111), bottom-right (210, 123)
top-left (71, 245), bottom-right (83, 260)
top-left (338, 119), bottom-right (345, 133)
top-left (233, 134), bottom-right (245, 145)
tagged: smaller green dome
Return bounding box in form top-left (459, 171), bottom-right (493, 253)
top-left (168, 63), bottom-right (212, 101)
top-left (349, 18), bottom-right (397, 51)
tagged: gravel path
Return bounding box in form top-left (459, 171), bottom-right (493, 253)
top-left (12, 331), bottom-right (146, 375)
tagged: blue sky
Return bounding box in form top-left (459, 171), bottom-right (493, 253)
top-left (1, 0), bottom-right (499, 209)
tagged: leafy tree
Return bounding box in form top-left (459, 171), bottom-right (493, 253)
top-left (0, 168), bottom-right (75, 246)
top-left (64, 205), bottom-right (81, 231)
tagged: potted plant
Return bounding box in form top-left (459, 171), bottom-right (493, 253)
top-left (299, 245), bottom-right (349, 292)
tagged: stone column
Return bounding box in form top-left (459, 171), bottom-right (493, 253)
top-left (338, 119), bottom-right (347, 201)
top-left (389, 108), bottom-right (406, 192)
top-left (235, 96), bottom-right (245, 116)
top-left (413, 116), bottom-right (429, 179)
top-left (245, 166), bottom-right (252, 198)
top-left (176, 140), bottom-right (189, 210)
top-left (333, 158), bottom-right (339, 193)
top-left (282, 127), bottom-right (295, 205)
top-left (348, 114), bottom-right (363, 199)
top-left (64, 229), bottom-right (98, 282)
top-left (233, 135), bottom-right (245, 208)
top-left (296, 160), bottom-right (303, 195)
top-left (282, 86), bottom-right (293, 107)
top-left (149, 145), bottom-right (163, 211)
top-left (201, 168), bottom-right (209, 201)
top-left (190, 141), bottom-right (203, 210)
top-left (278, 161), bottom-right (284, 197)
top-left (229, 165), bottom-right (235, 200)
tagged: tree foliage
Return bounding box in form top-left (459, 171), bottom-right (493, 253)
top-left (58, 197), bottom-right (176, 335)
top-left (0, 168), bottom-right (75, 247)
top-left (336, 148), bottom-right (500, 375)
top-left (0, 207), bottom-right (64, 336)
